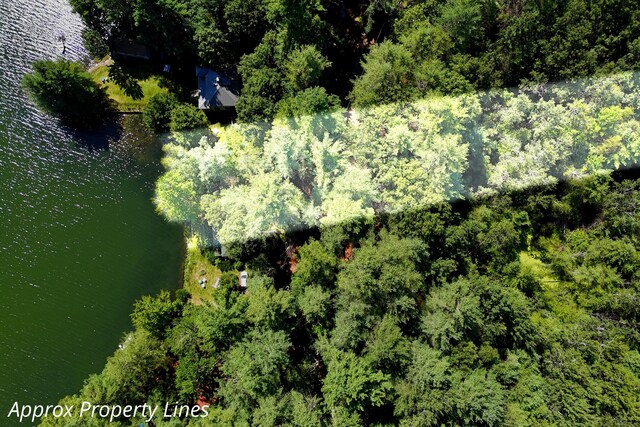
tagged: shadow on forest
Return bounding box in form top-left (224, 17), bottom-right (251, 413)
top-left (204, 166), bottom-right (640, 292)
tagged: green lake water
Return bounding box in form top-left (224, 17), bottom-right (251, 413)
top-left (0, 0), bottom-right (183, 422)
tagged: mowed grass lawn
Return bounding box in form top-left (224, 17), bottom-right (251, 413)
top-left (89, 61), bottom-right (167, 112)
top-left (182, 237), bottom-right (226, 305)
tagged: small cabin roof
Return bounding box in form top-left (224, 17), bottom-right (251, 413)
top-left (112, 40), bottom-right (151, 59)
top-left (195, 66), bottom-right (239, 109)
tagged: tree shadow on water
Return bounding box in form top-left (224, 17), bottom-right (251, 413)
top-left (65, 114), bottom-right (123, 151)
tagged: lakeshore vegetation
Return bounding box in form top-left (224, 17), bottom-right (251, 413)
top-left (22, 59), bottom-right (111, 126)
top-left (67, 0), bottom-right (640, 123)
top-left (31, 0), bottom-right (640, 426)
top-left (23, 0), bottom-right (640, 126)
top-left (41, 174), bottom-right (640, 426)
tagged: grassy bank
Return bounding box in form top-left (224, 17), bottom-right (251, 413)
top-left (89, 57), bottom-right (167, 112)
top-left (182, 236), bottom-right (225, 305)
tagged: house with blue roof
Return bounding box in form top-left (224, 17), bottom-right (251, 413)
top-left (195, 66), bottom-right (239, 110)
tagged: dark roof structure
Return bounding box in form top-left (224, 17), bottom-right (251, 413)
top-left (112, 40), bottom-right (151, 60)
top-left (195, 66), bottom-right (239, 109)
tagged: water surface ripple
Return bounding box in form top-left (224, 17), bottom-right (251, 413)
top-left (0, 0), bottom-right (183, 419)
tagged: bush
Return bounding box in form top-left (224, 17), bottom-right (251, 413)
top-left (214, 257), bottom-right (236, 272)
top-left (130, 290), bottom-right (184, 339)
top-left (275, 87), bottom-right (340, 119)
top-left (143, 92), bottom-right (178, 132)
top-left (169, 103), bottom-right (208, 131)
top-left (174, 288), bottom-right (190, 304)
top-left (22, 59), bottom-right (111, 126)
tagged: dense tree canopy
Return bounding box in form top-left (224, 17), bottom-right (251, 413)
top-left (43, 1), bottom-right (640, 426)
top-left (69, 0), bottom-right (640, 123)
top-left (351, 0), bottom-right (640, 107)
top-left (155, 72), bottom-right (640, 250)
top-left (42, 174), bottom-right (640, 426)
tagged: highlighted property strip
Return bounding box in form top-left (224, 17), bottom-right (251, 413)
top-left (155, 72), bottom-right (640, 247)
